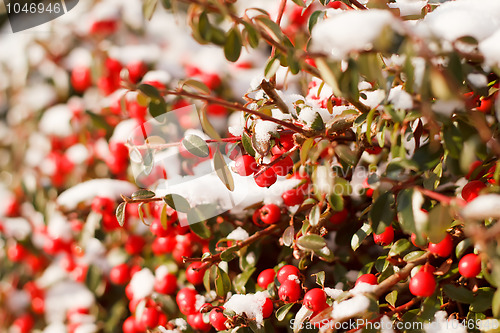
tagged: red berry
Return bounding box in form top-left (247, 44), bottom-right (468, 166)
top-left (125, 235), bottom-right (146, 255)
top-left (7, 243), bottom-right (28, 262)
top-left (271, 155), bottom-right (294, 176)
top-left (278, 134), bottom-right (295, 151)
top-left (150, 219), bottom-right (169, 237)
top-left (303, 288), bottom-right (328, 312)
top-left (91, 196), bottom-right (115, 215)
top-left (262, 298), bottom-right (273, 319)
top-left (329, 208), bottom-right (348, 225)
top-left (127, 61), bottom-right (148, 83)
top-left (123, 316), bottom-right (138, 333)
top-left (154, 272), bottom-right (177, 295)
top-left (139, 307), bottom-right (160, 329)
top-left (71, 66), bottom-right (92, 93)
top-left (428, 234), bottom-right (453, 258)
top-left (254, 167), bottom-right (277, 187)
top-left (282, 188), bottom-right (305, 206)
top-left (409, 270), bottom-right (436, 297)
top-left (110, 264), bottom-right (130, 285)
top-left (207, 104), bottom-right (228, 116)
top-left (373, 226), bottom-right (394, 246)
top-left (260, 204), bottom-right (281, 224)
top-left (366, 146), bottom-right (383, 154)
top-left (152, 235), bottom-right (176, 255)
top-left (257, 268), bottom-right (276, 289)
top-left (13, 314), bottom-right (34, 333)
top-left (235, 155), bottom-right (258, 176)
top-left (90, 19), bottom-right (118, 35)
top-left (355, 274), bottom-right (378, 286)
top-left (176, 287), bottom-right (198, 315)
top-left (277, 265), bottom-right (300, 284)
top-left (459, 253), bottom-right (482, 278)
top-left (209, 307), bottom-right (227, 331)
top-left (187, 313), bottom-right (212, 331)
top-left (186, 262), bottom-right (207, 285)
top-left (461, 180), bottom-right (486, 202)
top-left (278, 279), bottom-right (302, 303)
top-left (252, 209), bottom-right (267, 228)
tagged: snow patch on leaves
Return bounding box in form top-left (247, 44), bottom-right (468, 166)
top-left (223, 291), bottom-right (270, 326)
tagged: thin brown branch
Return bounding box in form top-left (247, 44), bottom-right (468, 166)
top-left (346, 0), bottom-right (368, 10)
top-left (260, 80), bottom-right (290, 114)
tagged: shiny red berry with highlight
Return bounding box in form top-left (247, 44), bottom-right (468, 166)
top-left (277, 265), bottom-right (300, 284)
top-left (257, 268), bottom-right (275, 289)
top-left (209, 307), bottom-right (227, 331)
top-left (254, 167), bottom-right (277, 187)
top-left (303, 288), bottom-right (328, 312)
top-left (186, 262), bottom-right (207, 286)
top-left (462, 180), bottom-right (486, 202)
top-left (278, 279), bottom-right (301, 303)
top-left (235, 155), bottom-right (258, 176)
top-left (409, 271), bottom-right (436, 297)
top-left (428, 234), bottom-right (453, 258)
top-left (259, 204), bottom-right (281, 225)
top-left (355, 274), bottom-right (378, 286)
top-left (459, 253), bottom-right (482, 278)
top-left (373, 226), bottom-right (394, 246)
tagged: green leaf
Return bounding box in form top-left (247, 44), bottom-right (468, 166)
top-left (352, 223), bottom-right (372, 251)
top-left (115, 202), bottom-right (126, 227)
top-left (215, 266), bottom-right (232, 297)
top-left (254, 15), bottom-right (283, 43)
top-left (385, 290), bottom-right (398, 308)
top-left (297, 234), bottom-right (326, 251)
top-left (214, 149), bottom-right (235, 191)
top-left (369, 192), bottom-right (395, 234)
top-left (283, 226), bottom-right (295, 247)
top-left (220, 247), bottom-right (238, 262)
top-left (293, 306), bottom-right (313, 333)
top-left (242, 22), bottom-right (260, 48)
top-left (335, 144), bottom-right (357, 165)
top-left (160, 204), bottom-right (168, 230)
top-left (276, 303), bottom-right (295, 321)
top-left (143, 0), bottom-right (158, 20)
top-left (138, 83), bottom-right (163, 100)
top-left (264, 57), bottom-right (281, 80)
top-left (234, 267), bottom-right (256, 293)
top-left (471, 288), bottom-right (494, 313)
top-left (310, 112), bottom-right (325, 131)
top-left (300, 138), bottom-right (315, 164)
top-left (312, 271), bottom-right (325, 287)
top-left (443, 284), bottom-right (474, 304)
top-left (224, 27), bottom-right (242, 62)
top-left (161, 0), bottom-right (171, 9)
top-left (327, 193), bottom-right (344, 212)
top-left (131, 189), bottom-right (156, 199)
top-left (493, 289), bottom-right (500, 318)
top-left (455, 238), bottom-right (472, 259)
top-left (308, 10), bottom-right (323, 33)
top-left (182, 134), bottom-right (210, 158)
top-left (241, 132), bottom-right (256, 157)
top-left (180, 79), bottom-right (210, 95)
top-left (315, 58), bottom-right (342, 97)
top-left (163, 194), bottom-right (191, 213)
top-left (291, 0), bottom-right (306, 7)
top-left (427, 204), bottom-right (453, 244)
top-left (149, 100), bottom-right (167, 118)
top-left (308, 205), bottom-right (321, 227)
top-left (403, 250), bottom-right (426, 262)
top-left (388, 239), bottom-right (411, 257)
top-left (397, 189), bottom-right (425, 243)
top-left (188, 221), bottom-right (211, 239)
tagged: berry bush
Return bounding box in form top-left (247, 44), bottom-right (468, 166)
top-left (1, 0), bottom-right (500, 332)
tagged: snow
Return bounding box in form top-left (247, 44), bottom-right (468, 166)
top-left (418, 0), bottom-right (500, 45)
top-left (424, 311), bottom-right (466, 333)
top-left (311, 10), bottom-right (396, 59)
top-left (350, 282), bottom-right (377, 295)
top-left (287, 274), bottom-right (300, 282)
top-left (380, 315), bottom-right (395, 333)
top-left (388, 86), bottom-right (414, 110)
top-left (129, 268), bottom-right (155, 300)
top-left (6, 289), bottom-right (30, 314)
top-left (388, 0), bottom-right (427, 17)
top-left (324, 287), bottom-right (344, 300)
top-left (467, 73), bottom-right (488, 89)
top-left (462, 194), bottom-right (500, 220)
top-left (331, 295), bottom-right (371, 321)
top-left (226, 227), bottom-right (249, 241)
top-left (56, 179), bottom-right (136, 210)
top-left (66, 143), bottom-right (90, 165)
top-left (44, 281), bottom-right (94, 324)
top-left (361, 90), bottom-right (386, 109)
top-left (39, 104), bottom-right (74, 137)
top-left (431, 99), bottom-right (464, 117)
top-left (110, 119), bottom-right (141, 144)
top-left (479, 30), bottom-right (500, 67)
top-left (1, 217), bottom-right (32, 240)
top-left (47, 211), bottom-right (73, 241)
top-left (224, 291), bottom-right (270, 326)
top-left (254, 120), bottom-right (278, 144)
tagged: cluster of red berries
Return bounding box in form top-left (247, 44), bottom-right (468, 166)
top-left (233, 133), bottom-right (295, 188)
